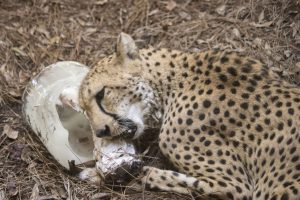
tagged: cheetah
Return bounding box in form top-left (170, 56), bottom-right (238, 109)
top-left (79, 33), bottom-right (300, 199)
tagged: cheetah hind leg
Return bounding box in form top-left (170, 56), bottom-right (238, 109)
top-left (141, 166), bottom-right (224, 198)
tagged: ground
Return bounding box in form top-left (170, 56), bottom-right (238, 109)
top-left (0, 0), bottom-right (299, 199)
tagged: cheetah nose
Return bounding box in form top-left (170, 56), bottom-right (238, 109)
top-left (95, 125), bottom-right (111, 138)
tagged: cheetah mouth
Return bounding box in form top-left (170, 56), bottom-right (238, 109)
top-left (113, 117), bottom-right (138, 140)
top-left (94, 117), bottom-right (138, 140)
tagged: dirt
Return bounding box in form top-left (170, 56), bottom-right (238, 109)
top-left (0, 0), bottom-right (299, 199)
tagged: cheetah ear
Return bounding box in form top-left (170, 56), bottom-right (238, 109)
top-left (116, 32), bottom-right (140, 63)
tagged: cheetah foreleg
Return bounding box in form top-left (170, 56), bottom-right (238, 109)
top-left (141, 166), bottom-right (221, 196)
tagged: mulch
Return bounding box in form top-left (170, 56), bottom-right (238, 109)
top-left (0, 0), bottom-right (299, 199)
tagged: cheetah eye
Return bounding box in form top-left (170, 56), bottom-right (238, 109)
top-left (95, 87), bottom-right (105, 107)
top-left (95, 87), bottom-right (118, 119)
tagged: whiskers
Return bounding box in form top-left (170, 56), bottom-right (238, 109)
top-left (142, 109), bottom-right (162, 129)
top-left (113, 117), bottom-right (137, 139)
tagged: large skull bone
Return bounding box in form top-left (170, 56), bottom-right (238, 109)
top-left (22, 61), bottom-right (140, 181)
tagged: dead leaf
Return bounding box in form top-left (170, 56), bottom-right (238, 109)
top-left (198, 12), bottom-right (206, 19)
top-left (56, 187), bottom-right (67, 199)
top-left (0, 64), bottom-right (13, 84)
top-left (165, 0), bottom-right (177, 11)
top-left (29, 25), bottom-right (37, 35)
top-left (94, 0), bottom-right (108, 5)
top-left (27, 162), bottom-right (37, 170)
top-left (76, 18), bottom-right (86, 26)
top-left (264, 42), bottom-right (271, 49)
top-left (264, 42), bottom-right (272, 55)
top-left (258, 10), bottom-right (265, 23)
top-left (8, 89), bottom-right (22, 97)
top-left (37, 25), bottom-right (50, 39)
top-left (49, 36), bottom-right (60, 45)
top-left (91, 193), bottom-right (110, 199)
top-left (8, 143), bottom-right (26, 161)
top-left (274, 54), bottom-right (282, 61)
top-left (179, 11), bottom-right (191, 20)
top-left (290, 22), bottom-right (300, 38)
top-left (253, 38), bottom-right (262, 46)
top-left (225, 37), bottom-right (239, 48)
top-left (30, 183), bottom-right (39, 200)
top-left (284, 50), bottom-right (292, 58)
top-left (250, 21), bottom-right (273, 28)
top-left (232, 28), bottom-right (241, 39)
top-left (49, 188), bottom-right (61, 199)
top-left (12, 47), bottom-right (28, 57)
top-left (216, 5), bottom-right (226, 16)
top-left (3, 124), bottom-right (18, 140)
top-left (18, 70), bottom-right (30, 85)
top-left (7, 181), bottom-right (18, 197)
top-left (142, 146), bottom-right (150, 155)
top-left (84, 28), bottom-right (97, 36)
top-left (0, 190), bottom-right (6, 200)
top-left (21, 146), bottom-right (34, 163)
top-left (148, 9), bottom-right (159, 16)
top-left (196, 39), bottom-right (206, 45)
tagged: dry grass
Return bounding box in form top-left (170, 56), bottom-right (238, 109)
top-left (0, 0), bottom-right (299, 199)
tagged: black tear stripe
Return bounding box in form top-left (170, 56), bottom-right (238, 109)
top-left (95, 87), bottom-right (118, 119)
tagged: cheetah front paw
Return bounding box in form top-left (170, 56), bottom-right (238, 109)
top-left (140, 166), bottom-right (198, 194)
top-left (141, 166), bottom-right (161, 190)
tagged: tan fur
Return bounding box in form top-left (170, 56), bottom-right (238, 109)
top-left (79, 33), bottom-right (300, 199)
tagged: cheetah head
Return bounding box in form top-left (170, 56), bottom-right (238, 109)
top-left (79, 33), bottom-right (160, 140)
